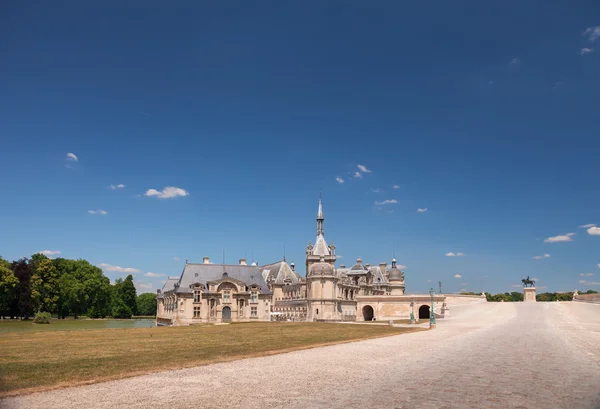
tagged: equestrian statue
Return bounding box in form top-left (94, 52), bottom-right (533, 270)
top-left (521, 276), bottom-right (535, 288)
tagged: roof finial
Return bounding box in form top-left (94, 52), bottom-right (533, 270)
top-left (283, 244), bottom-right (286, 262)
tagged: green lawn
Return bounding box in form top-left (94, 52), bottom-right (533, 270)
top-left (0, 322), bottom-right (424, 396)
top-left (0, 318), bottom-right (155, 333)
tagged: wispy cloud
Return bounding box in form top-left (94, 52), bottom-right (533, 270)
top-left (532, 253), bottom-right (551, 260)
top-left (353, 171), bottom-right (363, 179)
top-left (39, 249), bottom-right (61, 256)
top-left (66, 152), bottom-right (78, 162)
top-left (544, 233), bottom-right (575, 243)
top-left (88, 209), bottom-right (107, 215)
top-left (144, 186), bottom-right (189, 199)
top-left (110, 184), bottom-right (125, 189)
top-left (579, 223), bottom-right (596, 228)
top-left (583, 26), bottom-right (600, 42)
top-left (453, 274), bottom-right (462, 279)
top-left (511, 284), bottom-right (522, 288)
top-left (392, 185), bottom-right (400, 189)
top-left (456, 252), bottom-right (464, 257)
top-left (509, 58), bottom-right (520, 65)
top-left (145, 272), bottom-right (165, 277)
top-left (579, 280), bottom-right (600, 286)
top-left (446, 252), bottom-right (465, 257)
top-left (136, 282), bottom-right (153, 290)
top-left (397, 264), bottom-right (407, 270)
top-left (417, 208), bottom-right (427, 213)
top-left (335, 177), bottom-right (344, 184)
top-left (97, 263), bottom-right (140, 273)
top-left (375, 199), bottom-right (397, 205)
top-left (580, 47), bottom-right (594, 56)
top-left (370, 188), bottom-right (381, 193)
top-left (172, 257), bottom-right (181, 261)
top-left (357, 164), bottom-right (371, 173)
top-left (587, 226), bottom-right (600, 235)
top-left (580, 273), bottom-right (593, 277)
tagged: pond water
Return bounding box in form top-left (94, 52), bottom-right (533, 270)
top-left (0, 318), bottom-right (155, 333)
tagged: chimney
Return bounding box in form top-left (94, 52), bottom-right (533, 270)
top-left (203, 256), bottom-right (210, 264)
top-left (239, 258), bottom-right (247, 265)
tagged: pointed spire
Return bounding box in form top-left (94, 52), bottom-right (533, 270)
top-left (317, 194), bottom-right (324, 220)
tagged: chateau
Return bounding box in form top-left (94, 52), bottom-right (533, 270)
top-left (156, 198), bottom-right (446, 325)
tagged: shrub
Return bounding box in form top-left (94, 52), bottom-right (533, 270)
top-left (33, 312), bottom-right (51, 324)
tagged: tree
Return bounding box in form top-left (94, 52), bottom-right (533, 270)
top-left (536, 292), bottom-right (556, 302)
top-left (0, 264), bottom-right (19, 316)
top-left (136, 293), bottom-right (157, 316)
top-left (111, 298), bottom-right (132, 319)
top-left (584, 290), bottom-right (598, 294)
top-left (58, 274), bottom-right (87, 318)
top-left (10, 258), bottom-right (34, 318)
top-left (120, 275), bottom-right (138, 315)
top-left (31, 258), bottom-right (60, 313)
top-left (556, 292), bottom-right (573, 301)
top-left (510, 292), bottom-right (524, 302)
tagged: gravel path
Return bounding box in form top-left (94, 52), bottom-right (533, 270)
top-left (3, 302), bottom-right (600, 409)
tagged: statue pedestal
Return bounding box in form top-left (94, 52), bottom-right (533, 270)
top-left (523, 287), bottom-right (537, 302)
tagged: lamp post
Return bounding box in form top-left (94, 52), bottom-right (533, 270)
top-left (438, 281), bottom-right (442, 294)
top-left (410, 296), bottom-right (415, 324)
top-left (429, 288), bottom-right (436, 329)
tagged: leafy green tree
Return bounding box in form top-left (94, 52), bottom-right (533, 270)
top-left (510, 292), bottom-right (524, 302)
top-left (9, 259), bottom-right (34, 318)
top-left (536, 292), bottom-right (556, 302)
top-left (0, 263), bottom-right (19, 316)
top-left (120, 275), bottom-right (138, 315)
top-left (31, 258), bottom-right (60, 313)
top-left (556, 292), bottom-right (573, 301)
top-left (136, 293), bottom-right (157, 316)
top-left (86, 274), bottom-right (111, 318)
top-left (58, 274), bottom-right (87, 318)
top-left (584, 290), bottom-right (598, 294)
top-left (111, 297), bottom-right (132, 319)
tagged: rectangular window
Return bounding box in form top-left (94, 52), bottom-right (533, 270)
top-left (251, 306), bottom-right (257, 316)
top-left (193, 306), bottom-right (201, 318)
top-left (223, 290), bottom-right (231, 303)
top-left (194, 290), bottom-right (201, 303)
top-left (250, 291), bottom-right (258, 303)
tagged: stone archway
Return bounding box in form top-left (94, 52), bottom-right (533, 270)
top-left (362, 305), bottom-right (374, 321)
top-left (418, 305), bottom-right (430, 319)
top-left (222, 306), bottom-right (231, 322)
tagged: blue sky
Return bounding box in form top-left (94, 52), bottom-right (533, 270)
top-left (1, 2), bottom-right (599, 294)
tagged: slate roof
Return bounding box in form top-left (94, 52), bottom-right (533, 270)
top-left (260, 260), bottom-right (303, 285)
top-left (313, 234), bottom-right (330, 256)
top-left (157, 277), bottom-right (180, 298)
top-left (164, 263), bottom-right (271, 295)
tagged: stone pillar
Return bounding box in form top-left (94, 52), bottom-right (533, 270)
top-left (523, 287), bottom-right (537, 302)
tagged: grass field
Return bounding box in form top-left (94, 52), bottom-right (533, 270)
top-left (0, 318), bottom-right (155, 333)
top-left (0, 322), bottom-right (423, 397)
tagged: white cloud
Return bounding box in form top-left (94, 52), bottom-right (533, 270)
top-left (580, 273), bottom-right (593, 277)
top-left (39, 249), bottom-right (61, 256)
top-left (110, 184), bottom-right (125, 189)
top-left (453, 274), bottom-right (462, 279)
top-left (579, 223), bottom-right (596, 228)
top-left (357, 164), bottom-right (372, 173)
top-left (144, 186), bottom-right (189, 199)
top-left (417, 208), bottom-right (427, 213)
top-left (145, 272), bottom-right (165, 277)
top-left (587, 226), bottom-right (600, 235)
top-left (97, 263), bottom-right (141, 273)
top-left (583, 26), bottom-right (600, 42)
top-left (580, 47), bottom-right (593, 55)
top-left (336, 255), bottom-right (343, 259)
top-left (336, 177), bottom-right (344, 184)
top-left (353, 171), bottom-right (363, 179)
top-left (579, 280), bottom-right (600, 286)
top-left (88, 209), bottom-right (108, 215)
top-left (509, 58), bottom-right (520, 65)
top-left (532, 253), bottom-right (551, 260)
top-left (544, 233), bottom-right (575, 243)
top-left (446, 252), bottom-right (456, 257)
top-left (66, 152), bottom-right (78, 162)
top-left (456, 252), bottom-right (464, 257)
top-left (370, 188), bottom-right (381, 193)
top-left (397, 264), bottom-right (407, 270)
top-left (136, 282), bottom-right (153, 290)
top-left (392, 185), bottom-right (400, 189)
top-left (375, 199), bottom-right (397, 205)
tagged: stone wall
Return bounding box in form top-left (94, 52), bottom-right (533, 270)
top-left (573, 293), bottom-right (600, 304)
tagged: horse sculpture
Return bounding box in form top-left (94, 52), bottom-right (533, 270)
top-left (521, 276), bottom-right (535, 287)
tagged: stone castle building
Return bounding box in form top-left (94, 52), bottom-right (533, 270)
top-left (157, 198), bottom-right (446, 325)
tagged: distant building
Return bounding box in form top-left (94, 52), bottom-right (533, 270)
top-left (156, 198), bottom-right (448, 325)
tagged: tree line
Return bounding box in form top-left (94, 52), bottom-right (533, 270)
top-left (0, 254), bottom-right (157, 319)
top-left (461, 290), bottom-right (598, 302)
